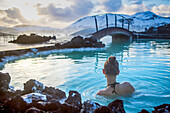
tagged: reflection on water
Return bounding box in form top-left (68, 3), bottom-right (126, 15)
top-left (0, 36), bottom-right (170, 113)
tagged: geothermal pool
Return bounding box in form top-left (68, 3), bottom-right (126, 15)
top-left (1, 36), bottom-right (170, 112)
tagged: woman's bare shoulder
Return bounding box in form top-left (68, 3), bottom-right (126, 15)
top-left (121, 82), bottom-right (132, 86)
top-left (119, 82), bottom-right (135, 92)
top-left (97, 87), bottom-right (113, 95)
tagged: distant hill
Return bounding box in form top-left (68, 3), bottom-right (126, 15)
top-left (65, 11), bottom-right (170, 36)
top-left (0, 31), bottom-right (14, 36)
top-left (0, 25), bottom-right (61, 35)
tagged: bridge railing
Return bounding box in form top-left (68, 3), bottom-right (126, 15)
top-left (93, 14), bottom-right (132, 32)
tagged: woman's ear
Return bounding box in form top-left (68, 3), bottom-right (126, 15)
top-left (103, 69), bottom-right (105, 74)
top-left (117, 70), bottom-right (120, 75)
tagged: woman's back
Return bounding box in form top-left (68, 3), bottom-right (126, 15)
top-left (97, 82), bottom-right (135, 96)
top-left (115, 82), bottom-right (135, 95)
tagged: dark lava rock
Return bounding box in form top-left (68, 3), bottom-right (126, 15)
top-left (89, 37), bottom-right (97, 43)
top-left (82, 38), bottom-right (93, 47)
top-left (25, 107), bottom-right (45, 113)
top-left (93, 99), bottom-right (126, 113)
top-left (152, 104), bottom-right (170, 113)
top-left (147, 24), bottom-right (170, 34)
top-left (62, 41), bottom-right (74, 48)
top-left (65, 91), bottom-right (82, 110)
top-left (0, 72), bottom-right (11, 94)
top-left (0, 72), bottom-right (11, 84)
top-left (9, 34), bottom-right (51, 44)
top-left (108, 99), bottom-right (126, 113)
top-left (71, 36), bottom-right (83, 43)
top-left (71, 36), bottom-right (84, 48)
top-left (55, 43), bottom-right (62, 48)
top-left (61, 36), bottom-right (105, 49)
top-left (157, 24), bottom-right (170, 34)
top-left (0, 90), bottom-right (13, 104)
top-left (56, 103), bottom-right (79, 113)
top-left (0, 58), bottom-right (3, 62)
top-left (0, 80), bottom-right (9, 92)
top-left (43, 99), bottom-right (61, 111)
top-left (24, 79), bottom-right (45, 93)
top-left (93, 42), bottom-right (105, 48)
top-left (94, 106), bottom-right (112, 113)
top-left (4, 95), bottom-right (28, 112)
top-left (43, 86), bottom-right (66, 100)
top-left (27, 101), bottom-right (46, 111)
top-left (14, 89), bottom-right (25, 95)
top-left (139, 109), bottom-right (150, 113)
top-left (80, 100), bottom-right (101, 113)
top-left (0, 72), bottom-right (13, 103)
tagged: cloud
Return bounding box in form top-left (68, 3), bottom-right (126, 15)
top-left (1, 17), bottom-right (18, 24)
top-left (5, 8), bottom-right (28, 23)
top-left (0, 7), bottom-right (28, 26)
top-left (152, 5), bottom-right (170, 17)
top-left (116, 4), bottom-right (149, 15)
top-left (127, 0), bottom-right (148, 5)
top-left (35, 0), bottom-right (94, 22)
top-left (132, 0), bottom-right (143, 4)
top-left (102, 0), bottom-right (122, 12)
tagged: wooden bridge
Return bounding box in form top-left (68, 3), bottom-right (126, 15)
top-left (91, 14), bottom-right (133, 41)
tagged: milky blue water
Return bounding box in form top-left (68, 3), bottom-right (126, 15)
top-left (1, 36), bottom-right (170, 112)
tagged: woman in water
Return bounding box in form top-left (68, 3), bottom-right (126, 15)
top-left (97, 56), bottom-right (135, 96)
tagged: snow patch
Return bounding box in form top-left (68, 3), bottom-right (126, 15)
top-left (22, 93), bottom-right (47, 103)
top-left (72, 93), bottom-right (76, 97)
top-left (59, 98), bottom-right (67, 104)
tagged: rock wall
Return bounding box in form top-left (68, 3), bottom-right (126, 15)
top-left (0, 72), bottom-right (169, 113)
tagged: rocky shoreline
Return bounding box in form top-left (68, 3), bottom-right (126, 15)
top-left (0, 35), bottom-right (105, 63)
top-left (0, 72), bottom-right (169, 113)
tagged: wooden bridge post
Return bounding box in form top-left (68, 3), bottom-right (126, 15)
top-left (128, 22), bottom-right (130, 30)
top-left (94, 16), bottom-right (98, 32)
top-left (106, 14), bottom-right (108, 28)
top-left (115, 14), bottom-right (117, 27)
top-left (122, 17), bottom-right (124, 28)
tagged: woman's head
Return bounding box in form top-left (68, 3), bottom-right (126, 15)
top-left (104, 56), bottom-right (119, 76)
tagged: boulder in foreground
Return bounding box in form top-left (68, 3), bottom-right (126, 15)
top-left (0, 72), bottom-right (169, 113)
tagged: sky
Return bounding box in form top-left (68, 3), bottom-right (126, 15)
top-left (0, 0), bottom-right (169, 28)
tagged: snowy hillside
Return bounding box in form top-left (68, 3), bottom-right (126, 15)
top-left (65, 11), bottom-right (170, 36)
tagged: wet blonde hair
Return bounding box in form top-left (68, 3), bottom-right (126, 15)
top-left (104, 56), bottom-right (119, 76)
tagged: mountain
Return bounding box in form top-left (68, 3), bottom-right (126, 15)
top-left (131, 11), bottom-right (163, 20)
top-left (0, 25), bottom-right (61, 35)
top-left (65, 11), bottom-right (170, 36)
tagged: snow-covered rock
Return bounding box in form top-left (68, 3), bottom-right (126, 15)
top-left (24, 79), bottom-right (45, 93)
top-left (22, 93), bottom-right (47, 103)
